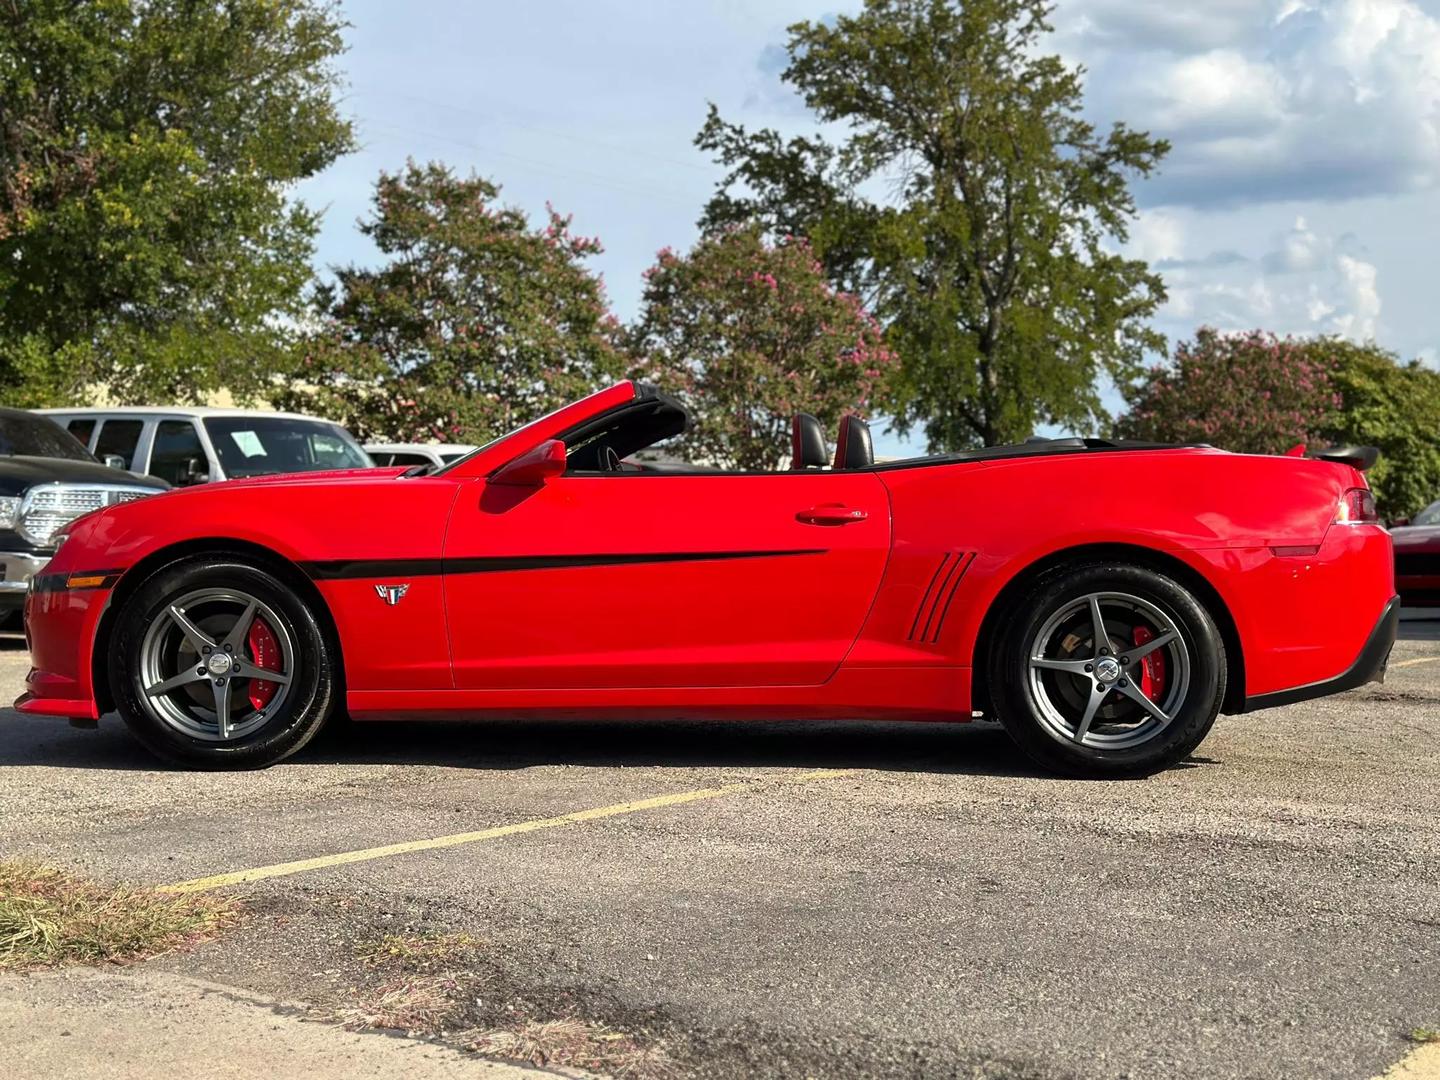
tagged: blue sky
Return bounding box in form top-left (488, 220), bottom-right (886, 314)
top-left (298, 0), bottom-right (1440, 453)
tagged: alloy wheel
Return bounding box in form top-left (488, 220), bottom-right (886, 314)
top-left (136, 588), bottom-right (295, 742)
top-left (1025, 590), bottom-right (1192, 751)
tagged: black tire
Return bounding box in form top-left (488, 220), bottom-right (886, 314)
top-left (987, 561), bottom-right (1226, 778)
top-left (109, 558), bottom-right (338, 768)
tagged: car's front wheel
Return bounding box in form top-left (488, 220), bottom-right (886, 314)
top-left (109, 558), bottom-right (338, 768)
top-left (988, 562), bottom-right (1226, 777)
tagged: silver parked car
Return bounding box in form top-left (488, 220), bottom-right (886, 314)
top-left (37, 407), bottom-right (373, 485)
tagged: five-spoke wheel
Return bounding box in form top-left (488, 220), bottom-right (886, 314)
top-left (138, 589), bottom-right (295, 742)
top-left (990, 562), bottom-right (1225, 777)
top-left (110, 558), bottom-right (337, 768)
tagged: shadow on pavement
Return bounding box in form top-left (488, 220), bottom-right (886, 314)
top-left (0, 706), bottom-right (1212, 780)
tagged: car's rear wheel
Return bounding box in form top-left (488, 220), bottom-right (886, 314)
top-left (988, 562), bottom-right (1226, 777)
top-left (109, 558), bottom-right (337, 768)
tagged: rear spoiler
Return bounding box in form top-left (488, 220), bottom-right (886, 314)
top-left (1305, 445), bottom-right (1379, 473)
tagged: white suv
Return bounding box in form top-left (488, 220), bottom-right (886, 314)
top-left (37, 407), bottom-right (373, 486)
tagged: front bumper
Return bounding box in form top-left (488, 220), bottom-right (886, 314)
top-left (1242, 595), bottom-right (1399, 712)
top-left (0, 551), bottom-right (50, 609)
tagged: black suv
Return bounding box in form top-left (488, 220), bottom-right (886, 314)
top-left (1, 408), bottom-right (167, 616)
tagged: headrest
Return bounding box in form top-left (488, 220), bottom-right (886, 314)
top-left (791, 414), bottom-right (828, 469)
top-left (833, 414), bottom-right (874, 470)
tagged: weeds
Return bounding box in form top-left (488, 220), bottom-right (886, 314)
top-left (0, 860), bottom-right (237, 971)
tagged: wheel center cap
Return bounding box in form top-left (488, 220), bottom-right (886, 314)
top-left (205, 652), bottom-right (233, 677)
top-left (1095, 657), bottom-right (1122, 684)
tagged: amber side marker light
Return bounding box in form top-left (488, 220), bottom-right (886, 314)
top-left (65, 575), bottom-right (108, 589)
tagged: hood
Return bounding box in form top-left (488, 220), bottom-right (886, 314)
top-left (0, 456), bottom-right (170, 498)
top-left (214, 466), bottom-right (408, 491)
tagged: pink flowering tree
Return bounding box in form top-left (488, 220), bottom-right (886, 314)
top-left (1115, 328), bottom-right (1340, 454)
top-left (279, 161), bottom-right (624, 443)
top-left (628, 226), bottom-right (897, 470)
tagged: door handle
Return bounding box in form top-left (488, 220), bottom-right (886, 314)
top-left (797, 504), bottom-right (869, 526)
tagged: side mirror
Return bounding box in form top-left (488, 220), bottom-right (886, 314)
top-left (102, 454), bottom-right (127, 470)
top-left (490, 439), bottom-right (566, 487)
top-left (183, 457), bottom-right (211, 485)
top-left (1391, 516), bottom-right (1410, 528)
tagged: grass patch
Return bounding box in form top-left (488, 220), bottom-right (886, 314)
top-left (466, 1016), bottom-right (676, 1078)
top-left (337, 974), bottom-right (466, 1034)
top-left (0, 860), bottom-right (237, 971)
top-left (334, 963), bottom-right (676, 1077)
top-left (1409, 1027), bottom-right (1440, 1044)
top-left (357, 930), bottom-right (484, 969)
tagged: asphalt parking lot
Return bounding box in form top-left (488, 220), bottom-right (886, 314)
top-left (1, 625), bottom-right (1437, 1080)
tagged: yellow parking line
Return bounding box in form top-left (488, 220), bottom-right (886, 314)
top-left (1391, 657), bottom-right (1440, 669)
top-left (160, 768), bottom-right (857, 893)
top-left (1373, 1040), bottom-right (1440, 1079)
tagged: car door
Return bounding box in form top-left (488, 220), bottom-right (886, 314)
top-left (443, 471), bottom-right (891, 689)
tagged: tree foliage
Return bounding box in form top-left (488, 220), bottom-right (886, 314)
top-left (697, 0), bottom-right (1168, 450)
top-left (1115, 329), bottom-right (1341, 454)
top-left (1117, 330), bottom-right (1440, 518)
top-left (1317, 341), bottom-right (1440, 519)
top-left (0, 0), bottom-right (353, 406)
top-left (281, 161), bottom-right (624, 443)
top-left (629, 226), bottom-right (895, 471)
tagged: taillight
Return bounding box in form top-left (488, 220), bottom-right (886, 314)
top-left (1334, 488), bottom-right (1378, 525)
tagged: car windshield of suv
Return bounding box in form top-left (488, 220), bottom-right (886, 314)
top-left (0, 412), bottom-right (95, 461)
top-left (1413, 500), bottom-right (1440, 527)
top-left (203, 417), bottom-right (371, 478)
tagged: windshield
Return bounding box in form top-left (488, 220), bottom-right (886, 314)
top-left (204, 417), bottom-right (372, 478)
top-left (0, 412), bottom-right (95, 461)
top-left (1413, 500), bottom-right (1440, 527)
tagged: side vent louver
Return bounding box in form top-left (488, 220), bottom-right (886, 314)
top-left (908, 551), bottom-right (975, 644)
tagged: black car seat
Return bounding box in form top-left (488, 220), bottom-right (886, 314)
top-left (833, 414), bottom-right (874, 469)
top-left (791, 414), bottom-right (828, 469)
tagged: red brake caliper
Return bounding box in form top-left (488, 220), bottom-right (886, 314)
top-left (247, 617), bottom-right (280, 710)
top-left (1133, 625), bottom-right (1167, 702)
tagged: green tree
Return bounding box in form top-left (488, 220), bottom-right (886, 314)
top-left (1316, 341), bottom-right (1440, 520)
top-left (282, 161), bottom-right (624, 443)
top-left (1117, 331), bottom-right (1440, 519)
top-left (1116, 329), bottom-right (1341, 454)
top-left (698, 0), bottom-right (1168, 450)
top-left (0, 0), bottom-right (352, 405)
top-left (629, 226), bottom-right (896, 471)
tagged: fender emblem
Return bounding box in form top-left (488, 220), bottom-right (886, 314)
top-left (374, 584), bottom-right (410, 606)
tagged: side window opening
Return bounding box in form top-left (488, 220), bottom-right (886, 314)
top-left (66, 418), bottom-right (97, 448)
top-left (149, 420), bottom-right (207, 485)
top-left (94, 419), bottom-right (144, 470)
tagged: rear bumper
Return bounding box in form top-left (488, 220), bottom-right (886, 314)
top-left (1242, 595), bottom-right (1399, 712)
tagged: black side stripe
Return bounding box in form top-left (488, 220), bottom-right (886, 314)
top-left (299, 549), bottom-right (827, 581)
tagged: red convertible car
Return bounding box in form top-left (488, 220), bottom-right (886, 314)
top-left (18, 382), bottom-right (1397, 776)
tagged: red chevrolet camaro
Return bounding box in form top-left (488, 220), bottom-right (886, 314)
top-left (18, 381), bottom-right (1397, 776)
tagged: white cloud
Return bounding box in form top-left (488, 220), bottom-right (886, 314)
top-left (1153, 217), bottom-right (1383, 341)
top-left (1332, 254), bottom-right (1382, 338)
top-left (1067, 0), bottom-right (1440, 207)
top-left (1261, 217), bottom-right (1331, 273)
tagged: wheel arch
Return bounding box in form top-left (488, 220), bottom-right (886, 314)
top-left (91, 537), bottom-right (344, 715)
top-left (969, 542), bottom-right (1246, 717)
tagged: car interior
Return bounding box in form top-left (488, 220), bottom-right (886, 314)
top-left (558, 387), bottom-right (875, 475)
